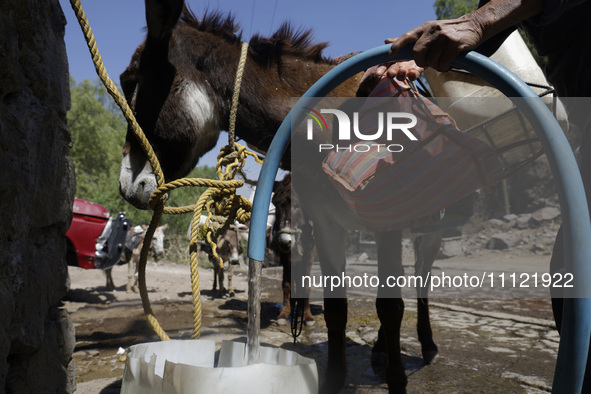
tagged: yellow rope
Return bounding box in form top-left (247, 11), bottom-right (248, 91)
top-left (69, 0), bottom-right (164, 187)
top-left (228, 43), bottom-right (249, 148)
top-left (70, 0), bottom-right (261, 341)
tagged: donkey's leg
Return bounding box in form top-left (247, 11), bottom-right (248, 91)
top-left (414, 232), bottom-right (441, 364)
top-left (301, 222), bottom-right (316, 325)
top-left (126, 259), bottom-right (134, 293)
top-left (212, 257), bottom-right (219, 292)
top-left (105, 268), bottom-right (114, 291)
top-left (323, 297), bottom-right (348, 394)
top-left (303, 298), bottom-right (314, 326)
top-left (218, 262), bottom-right (225, 297)
top-left (227, 260), bottom-right (234, 297)
top-left (375, 230), bottom-right (407, 393)
top-left (132, 256), bottom-right (139, 293)
top-left (314, 223), bottom-right (348, 394)
top-left (277, 252), bottom-right (291, 324)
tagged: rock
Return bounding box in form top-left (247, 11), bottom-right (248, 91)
top-left (501, 214), bottom-right (518, 229)
top-left (516, 214), bottom-right (532, 229)
top-left (487, 233), bottom-right (517, 250)
top-left (356, 252), bottom-right (369, 262)
top-left (503, 214), bottom-right (518, 222)
top-left (346, 331), bottom-right (364, 346)
top-left (0, 1), bottom-right (75, 392)
top-left (531, 232), bottom-right (557, 255)
top-left (530, 207), bottom-right (561, 227)
top-left (486, 219), bottom-right (505, 229)
top-left (438, 239), bottom-right (464, 259)
top-left (360, 330), bottom-right (378, 346)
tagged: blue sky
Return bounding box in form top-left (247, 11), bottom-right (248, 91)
top-left (60, 0), bottom-right (437, 183)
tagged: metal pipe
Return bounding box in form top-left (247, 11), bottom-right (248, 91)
top-left (246, 258), bottom-right (262, 364)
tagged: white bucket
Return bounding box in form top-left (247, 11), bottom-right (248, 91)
top-left (121, 340), bottom-right (318, 394)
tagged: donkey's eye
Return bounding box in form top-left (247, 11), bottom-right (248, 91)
top-left (120, 76), bottom-right (137, 100)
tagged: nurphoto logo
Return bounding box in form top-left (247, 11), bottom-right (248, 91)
top-left (304, 106), bottom-right (419, 152)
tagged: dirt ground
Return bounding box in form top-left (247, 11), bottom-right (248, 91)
top-left (65, 243), bottom-right (560, 394)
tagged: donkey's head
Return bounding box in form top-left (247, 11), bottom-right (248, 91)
top-left (119, 0), bottom-right (348, 210)
top-left (271, 173), bottom-right (295, 254)
top-left (119, 0), bottom-right (226, 209)
top-left (150, 223), bottom-right (168, 259)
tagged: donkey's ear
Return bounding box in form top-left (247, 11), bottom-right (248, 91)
top-left (145, 0), bottom-right (184, 41)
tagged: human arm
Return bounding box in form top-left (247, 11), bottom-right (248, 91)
top-left (383, 0), bottom-right (545, 72)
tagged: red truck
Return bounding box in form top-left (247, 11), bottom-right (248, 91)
top-left (65, 198), bottom-right (130, 270)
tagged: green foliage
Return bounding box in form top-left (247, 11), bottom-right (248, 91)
top-left (433, 0), bottom-right (478, 20)
top-left (69, 79), bottom-right (130, 214)
top-left (68, 79), bottom-right (123, 202)
top-left (68, 78), bottom-right (220, 237)
top-left (161, 231), bottom-right (214, 267)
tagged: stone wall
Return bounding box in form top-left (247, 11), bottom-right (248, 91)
top-left (0, 0), bottom-right (76, 392)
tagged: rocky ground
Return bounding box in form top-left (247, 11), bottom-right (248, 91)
top-left (65, 205), bottom-right (563, 393)
top-left (441, 206), bottom-right (561, 258)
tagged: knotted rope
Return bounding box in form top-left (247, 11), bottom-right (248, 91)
top-left (70, 0), bottom-right (261, 341)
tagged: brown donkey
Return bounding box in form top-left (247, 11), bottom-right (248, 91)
top-left (119, 1), bottom-right (444, 392)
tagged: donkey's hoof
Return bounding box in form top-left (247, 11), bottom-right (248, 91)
top-left (422, 347), bottom-right (438, 365)
top-left (387, 381), bottom-right (408, 394)
top-left (386, 366), bottom-right (408, 394)
top-left (371, 350), bottom-right (387, 378)
top-left (277, 318), bottom-right (288, 326)
top-left (320, 375), bottom-right (345, 394)
top-left (305, 319), bottom-right (316, 327)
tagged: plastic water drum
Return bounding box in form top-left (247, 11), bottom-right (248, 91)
top-left (424, 31), bottom-right (569, 173)
top-left (121, 340), bottom-right (318, 394)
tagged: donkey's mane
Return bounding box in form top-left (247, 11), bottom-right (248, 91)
top-left (180, 7), bottom-right (330, 64)
top-left (180, 7), bottom-right (243, 44)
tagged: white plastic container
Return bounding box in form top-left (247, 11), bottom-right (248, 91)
top-left (424, 30), bottom-right (567, 130)
top-left (121, 340), bottom-right (318, 394)
top-left (424, 31), bottom-right (569, 171)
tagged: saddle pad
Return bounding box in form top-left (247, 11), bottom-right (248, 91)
top-left (322, 78), bottom-right (504, 231)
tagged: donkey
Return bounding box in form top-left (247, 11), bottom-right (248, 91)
top-left (118, 1), bottom-right (444, 392)
top-left (271, 173), bottom-right (315, 326)
top-left (203, 228), bottom-right (243, 297)
top-left (105, 224), bottom-right (167, 292)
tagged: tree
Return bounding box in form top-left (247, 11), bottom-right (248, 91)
top-left (432, 0), bottom-right (547, 68)
top-left (68, 78), bottom-right (129, 208)
top-left (434, 0), bottom-right (479, 20)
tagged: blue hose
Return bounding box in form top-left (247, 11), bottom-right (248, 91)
top-left (247, 44), bottom-right (591, 393)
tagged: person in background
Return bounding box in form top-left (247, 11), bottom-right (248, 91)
top-left (380, 0), bottom-right (591, 389)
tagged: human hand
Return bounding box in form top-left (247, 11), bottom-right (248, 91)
top-left (357, 60), bottom-right (423, 97)
top-left (385, 17), bottom-right (484, 71)
top-left (374, 60), bottom-right (424, 81)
